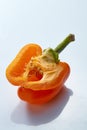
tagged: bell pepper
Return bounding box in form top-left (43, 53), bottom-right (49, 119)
top-left (6, 34), bottom-right (75, 104)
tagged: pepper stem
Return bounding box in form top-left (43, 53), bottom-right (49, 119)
top-left (54, 34), bottom-right (75, 53)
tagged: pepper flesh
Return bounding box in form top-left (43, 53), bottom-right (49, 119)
top-left (6, 44), bottom-right (42, 85)
top-left (6, 34), bottom-right (75, 104)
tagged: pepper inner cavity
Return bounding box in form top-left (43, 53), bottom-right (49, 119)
top-left (23, 54), bottom-right (57, 82)
top-left (23, 57), bottom-right (43, 81)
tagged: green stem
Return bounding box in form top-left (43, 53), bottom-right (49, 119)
top-left (54, 34), bottom-right (75, 53)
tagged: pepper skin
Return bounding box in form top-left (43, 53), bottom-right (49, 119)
top-left (6, 34), bottom-right (75, 104)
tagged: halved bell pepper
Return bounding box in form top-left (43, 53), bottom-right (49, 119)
top-left (6, 34), bottom-right (75, 104)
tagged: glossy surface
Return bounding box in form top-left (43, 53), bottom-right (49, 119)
top-left (6, 42), bottom-right (70, 104)
top-left (0, 0), bottom-right (87, 130)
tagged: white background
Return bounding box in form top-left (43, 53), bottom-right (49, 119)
top-left (0, 0), bottom-right (87, 129)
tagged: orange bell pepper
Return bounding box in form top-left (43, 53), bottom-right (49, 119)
top-left (6, 34), bottom-right (75, 104)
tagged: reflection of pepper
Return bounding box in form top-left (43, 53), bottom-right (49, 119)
top-left (6, 34), bottom-right (75, 104)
